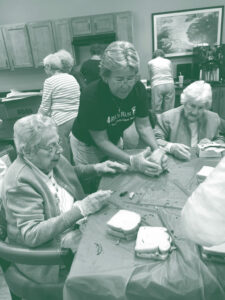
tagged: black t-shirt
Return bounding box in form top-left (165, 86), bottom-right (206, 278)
top-left (72, 79), bottom-right (148, 145)
top-left (80, 59), bottom-right (101, 84)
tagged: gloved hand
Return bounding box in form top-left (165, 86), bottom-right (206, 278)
top-left (170, 143), bottom-right (191, 160)
top-left (130, 147), bottom-right (162, 176)
top-left (94, 160), bottom-right (128, 175)
top-left (148, 148), bottom-right (168, 170)
top-left (75, 190), bottom-right (113, 217)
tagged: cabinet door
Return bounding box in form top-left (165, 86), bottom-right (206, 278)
top-left (3, 23), bottom-right (33, 69)
top-left (52, 18), bottom-right (74, 56)
top-left (28, 21), bottom-right (55, 67)
top-left (0, 28), bottom-right (10, 70)
top-left (71, 16), bottom-right (92, 36)
top-left (115, 12), bottom-right (133, 42)
top-left (92, 14), bottom-right (114, 34)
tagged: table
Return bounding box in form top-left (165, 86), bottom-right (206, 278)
top-left (64, 154), bottom-right (225, 300)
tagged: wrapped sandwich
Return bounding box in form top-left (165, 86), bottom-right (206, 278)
top-left (135, 226), bottom-right (172, 260)
top-left (107, 210), bottom-right (141, 240)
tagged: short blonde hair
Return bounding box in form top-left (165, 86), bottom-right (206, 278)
top-left (14, 114), bottom-right (57, 155)
top-left (180, 80), bottom-right (212, 108)
top-left (56, 49), bottom-right (74, 73)
top-left (99, 41), bottom-right (140, 80)
top-left (43, 53), bottom-right (62, 71)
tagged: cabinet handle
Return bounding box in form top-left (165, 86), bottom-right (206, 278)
top-left (94, 22), bottom-right (97, 31)
top-left (5, 59), bottom-right (8, 67)
top-left (88, 22), bottom-right (90, 31)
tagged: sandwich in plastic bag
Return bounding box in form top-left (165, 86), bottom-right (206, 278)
top-left (107, 209), bottom-right (141, 240)
top-left (135, 226), bottom-right (172, 260)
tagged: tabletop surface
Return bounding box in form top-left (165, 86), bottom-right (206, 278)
top-left (64, 153), bottom-right (225, 300)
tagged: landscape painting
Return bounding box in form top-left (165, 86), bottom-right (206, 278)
top-left (152, 6), bottom-right (224, 57)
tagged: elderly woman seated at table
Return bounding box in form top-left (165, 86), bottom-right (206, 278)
top-left (0, 114), bottom-right (126, 284)
top-left (154, 80), bottom-right (224, 160)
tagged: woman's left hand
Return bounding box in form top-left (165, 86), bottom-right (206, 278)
top-left (95, 160), bottom-right (128, 175)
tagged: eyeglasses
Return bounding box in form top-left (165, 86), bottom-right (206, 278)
top-left (37, 140), bottom-right (63, 154)
top-left (111, 75), bottom-right (136, 85)
top-left (185, 102), bottom-right (205, 112)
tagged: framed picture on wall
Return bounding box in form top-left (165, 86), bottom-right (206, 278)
top-left (152, 6), bottom-right (224, 58)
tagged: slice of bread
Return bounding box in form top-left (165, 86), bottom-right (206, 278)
top-left (107, 210), bottom-right (141, 235)
top-left (135, 226), bottom-right (171, 259)
top-left (107, 227), bottom-right (138, 240)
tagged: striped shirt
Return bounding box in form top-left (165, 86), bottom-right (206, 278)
top-left (39, 73), bottom-right (80, 126)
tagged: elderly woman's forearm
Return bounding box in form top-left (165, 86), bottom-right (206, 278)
top-left (20, 206), bottom-right (82, 248)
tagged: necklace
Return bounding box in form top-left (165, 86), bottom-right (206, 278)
top-left (111, 95), bottom-right (122, 113)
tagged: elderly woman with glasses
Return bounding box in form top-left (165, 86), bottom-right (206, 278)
top-left (154, 80), bottom-right (224, 160)
top-left (0, 114), bottom-right (126, 284)
top-left (70, 41), bottom-right (167, 178)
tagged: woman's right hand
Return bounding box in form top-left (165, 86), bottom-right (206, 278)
top-left (130, 148), bottom-right (162, 176)
top-left (75, 190), bottom-right (113, 217)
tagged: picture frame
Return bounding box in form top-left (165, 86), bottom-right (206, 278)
top-left (152, 6), bottom-right (224, 58)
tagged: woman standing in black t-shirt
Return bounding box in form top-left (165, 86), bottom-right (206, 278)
top-left (70, 41), bottom-right (167, 177)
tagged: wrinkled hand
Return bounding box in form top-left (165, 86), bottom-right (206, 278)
top-left (148, 148), bottom-right (168, 170)
top-left (130, 147), bottom-right (162, 176)
top-left (95, 160), bottom-right (128, 175)
top-left (75, 190), bottom-right (113, 217)
top-left (170, 143), bottom-right (191, 160)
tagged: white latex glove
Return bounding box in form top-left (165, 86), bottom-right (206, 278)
top-left (130, 147), bottom-right (162, 176)
top-left (75, 190), bottom-right (113, 217)
top-left (148, 148), bottom-right (168, 170)
top-left (94, 160), bottom-right (128, 175)
top-left (170, 143), bottom-right (191, 161)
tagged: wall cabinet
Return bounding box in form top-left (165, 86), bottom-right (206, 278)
top-left (0, 29), bottom-right (10, 70)
top-left (115, 11), bottom-right (133, 42)
top-left (52, 18), bottom-right (74, 56)
top-left (92, 14), bottom-right (114, 34)
top-left (27, 21), bottom-right (56, 67)
top-left (0, 11), bottom-right (133, 71)
top-left (71, 16), bottom-right (92, 36)
top-left (2, 24), bottom-right (33, 69)
top-left (71, 13), bottom-right (115, 36)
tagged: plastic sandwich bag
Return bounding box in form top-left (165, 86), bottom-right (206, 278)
top-left (181, 155), bottom-right (225, 247)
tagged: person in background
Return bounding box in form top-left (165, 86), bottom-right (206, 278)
top-left (181, 154), bottom-right (225, 246)
top-left (148, 49), bottom-right (175, 113)
top-left (0, 114), bottom-right (126, 285)
top-left (154, 81), bottom-right (224, 161)
top-left (80, 43), bottom-right (103, 84)
top-left (38, 50), bottom-right (80, 162)
top-left (70, 41), bottom-right (167, 180)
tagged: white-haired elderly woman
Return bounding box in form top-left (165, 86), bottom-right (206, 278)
top-left (154, 80), bottom-right (224, 160)
top-left (0, 114), bottom-right (127, 285)
top-left (70, 41), bottom-right (167, 178)
top-left (38, 50), bottom-right (80, 162)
